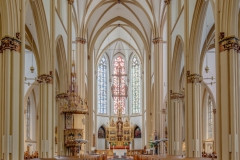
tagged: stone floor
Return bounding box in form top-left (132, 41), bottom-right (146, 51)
top-left (139, 155), bottom-right (216, 160)
top-left (33, 155), bottom-right (217, 160)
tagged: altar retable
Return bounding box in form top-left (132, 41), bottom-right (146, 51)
top-left (106, 108), bottom-right (134, 149)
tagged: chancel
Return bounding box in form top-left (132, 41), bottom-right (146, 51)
top-left (0, 0), bottom-right (239, 160)
top-left (106, 108), bottom-right (134, 149)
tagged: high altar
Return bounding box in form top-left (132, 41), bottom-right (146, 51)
top-left (106, 109), bottom-right (134, 149)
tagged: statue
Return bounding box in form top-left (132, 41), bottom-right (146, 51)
top-left (110, 119), bottom-right (115, 127)
top-left (118, 122), bottom-right (122, 132)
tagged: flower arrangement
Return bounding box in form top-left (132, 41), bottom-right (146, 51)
top-left (111, 142), bottom-right (116, 146)
top-left (148, 141), bottom-right (154, 148)
top-left (123, 142), bottom-right (128, 146)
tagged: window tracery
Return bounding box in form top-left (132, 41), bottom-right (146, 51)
top-left (112, 56), bottom-right (127, 114)
top-left (26, 97), bottom-right (30, 139)
top-left (132, 56), bottom-right (140, 114)
top-left (208, 96), bottom-right (213, 139)
top-left (97, 56), bottom-right (107, 114)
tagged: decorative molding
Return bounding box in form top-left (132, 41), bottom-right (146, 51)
top-left (16, 32), bottom-right (21, 39)
top-left (170, 92), bottom-right (184, 100)
top-left (56, 93), bottom-right (68, 100)
top-left (187, 72), bottom-right (203, 83)
top-left (37, 73), bottom-right (53, 84)
top-left (67, 0), bottom-right (74, 5)
top-left (152, 37), bottom-right (163, 44)
top-left (213, 109), bottom-right (216, 114)
top-left (64, 129), bottom-right (83, 147)
top-left (164, 0), bottom-right (171, 5)
top-left (76, 37), bottom-right (86, 44)
top-left (219, 32), bottom-right (240, 52)
top-left (1, 36), bottom-right (21, 52)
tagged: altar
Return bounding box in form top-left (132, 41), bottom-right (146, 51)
top-left (113, 149), bottom-right (127, 158)
top-left (106, 108), bottom-right (134, 149)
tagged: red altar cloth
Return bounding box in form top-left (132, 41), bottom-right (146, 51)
top-left (110, 146), bottom-right (129, 149)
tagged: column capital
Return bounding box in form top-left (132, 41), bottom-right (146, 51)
top-left (67, 0), bottom-right (74, 5)
top-left (37, 72), bottom-right (53, 84)
top-left (56, 93), bottom-right (68, 100)
top-left (187, 71), bottom-right (203, 83)
top-left (152, 37), bottom-right (162, 44)
top-left (1, 35), bottom-right (21, 52)
top-left (219, 32), bottom-right (240, 52)
top-left (76, 37), bottom-right (86, 44)
top-left (213, 109), bottom-right (216, 114)
top-left (170, 92), bottom-right (184, 101)
top-left (164, 0), bottom-right (171, 5)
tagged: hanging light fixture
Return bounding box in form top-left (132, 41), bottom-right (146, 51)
top-left (205, 53), bottom-right (209, 73)
top-left (24, 51), bottom-right (38, 85)
top-left (202, 8), bottom-right (215, 85)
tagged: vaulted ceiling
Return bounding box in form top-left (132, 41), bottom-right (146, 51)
top-left (73, 0), bottom-right (167, 59)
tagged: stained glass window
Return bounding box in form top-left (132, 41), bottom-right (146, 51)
top-left (112, 56), bottom-right (127, 114)
top-left (98, 56), bottom-right (107, 114)
top-left (26, 97), bottom-right (30, 139)
top-left (132, 56), bottom-right (140, 113)
top-left (208, 96), bottom-right (213, 138)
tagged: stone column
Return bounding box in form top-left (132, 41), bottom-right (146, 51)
top-left (217, 34), bottom-right (240, 160)
top-left (166, 0), bottom-right (172, 155)
top-left (56, 93), bottom-right (68, 156)
top-left (169, 92), bottom-right (184, 155)
top-left (185, 73), bottom-right (202, 157)
top-left (151, 37), bottom-right (165, 153)
top-left (153, 37), bottom-right (164, 143)
top-left (76, 37), bottom-right (86, 99)
top-left (87, 53), bottom-right (93, 150)
top-left (38, 0), bottom-right (56, 157)
top-left (144, 47), bottom-right (151, 147)
top-left (215, 1), bottom-right (240, 159)
top-left (19, 0), bottom-right (26, 159)
top-left (0, 1), bottom-right (23, 159)
top-left (50, 0), bottom-right (56, 157)
top-left (76, 37), bottom-right (87, 139)
top-left (37, 74), bottom-right (54, 158)
top-left (0, 40), bottom-right (2, 160)
top-left (213, 109), bottom-right (216, 154)
top-left (160, 108), bottom-right (167, 154)
top-left (67, 0), bottom-right (73, 84)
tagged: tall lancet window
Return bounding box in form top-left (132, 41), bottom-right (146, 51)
top-left (132, 56), bottom-right (140, 114)
top-left (112, 56), bottom-right (127, 114)
top-left (208, 96), bottom-right (213, 138)
top-left (26, 97), bottom-right (30, 139)
top-left (97, 56), bottom-right (107, 114)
